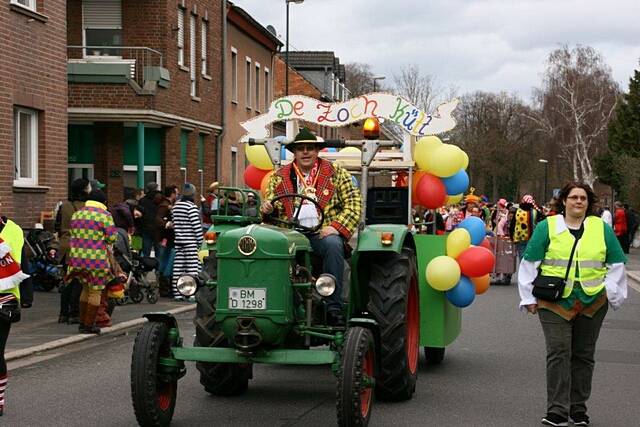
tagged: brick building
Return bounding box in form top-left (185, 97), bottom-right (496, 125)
top-left (66, 0), bottom-right (223, 203)
top-left (221, 3), bottom-right (281, 186)
top-left (0, 0), bottom-right (68, 228)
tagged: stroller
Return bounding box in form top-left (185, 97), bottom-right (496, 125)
top-left (25, 228), bottom-right (63, 291)
top-left (113, 228), bottom-right (159, 305)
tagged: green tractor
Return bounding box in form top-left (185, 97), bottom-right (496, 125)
top-left (130, 131), bottom-right (461, 426)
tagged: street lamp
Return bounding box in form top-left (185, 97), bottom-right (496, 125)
top-left (539, 158), bottom-right (549, 202)
top-left (285, 0), bottom-right (304, 96)
top-left (373, 75), bottom-right (385, 92)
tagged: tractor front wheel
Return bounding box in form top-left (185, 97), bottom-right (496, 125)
top-left (366, 248), bottom-right (419, 401)
top-left (131, 321), bottom-right (177, 427)
top-left (194, 285), bottom-right (251, 395)
top-left (337, 326), bottom-right (375, 427)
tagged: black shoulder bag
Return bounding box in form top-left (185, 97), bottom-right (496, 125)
top-left (0, 297), bottom-right (21, 323)
top-left (532, 235), bottom-right (580, 302)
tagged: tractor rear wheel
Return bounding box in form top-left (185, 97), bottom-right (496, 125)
top-left (131, 321), bottom-right (177, 427)
top-left (193, 284), bottom-right (251, 395)
top-left (366, 248), bottom-right (419, 401)
top-left (337, 326), bottom-right (375, 427)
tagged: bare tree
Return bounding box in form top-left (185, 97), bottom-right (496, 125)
top-left (344, 62), bottom-right (377, 97)
top-left (529, 45), bottom-right (619, 186)
top-left (392, 64), bottom-right (442, 113)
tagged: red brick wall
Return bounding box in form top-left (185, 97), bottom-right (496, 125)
top-left (0, 1), bottom-right (68, 228)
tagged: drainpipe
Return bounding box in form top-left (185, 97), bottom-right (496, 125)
top-left (215, 0), bottom-right (227, 182)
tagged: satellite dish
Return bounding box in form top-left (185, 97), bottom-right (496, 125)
top-left (266, 25), bottom-right (277, 36)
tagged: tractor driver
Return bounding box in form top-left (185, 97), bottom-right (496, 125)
top-left (260, 128), bottom-right (362, 326)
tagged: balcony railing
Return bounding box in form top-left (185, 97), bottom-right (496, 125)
top-left (67, 46), bottom-right (164, 89)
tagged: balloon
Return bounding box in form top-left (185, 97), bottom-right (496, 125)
top-left (260, 170), bottom-right (274, 199)
top-left (351, 175), bottom-right (359, 188)
top-left (414, 136), bottom-right (443, 171)
top-left (445, 276), bottom-right (476, 307)
top-left (426, 256), bottom-right (461, 291)
top-left (245, 144), bottom-right (274, 170)
top-left (446, 193), bottom-right (463, 204)
top-left (441, 169), bottom-right (469, 195)
top-left (243, 165), bottom-right (270, 190)
top-left (458, 216), bottom-right (486, 245)
top-left (415, 173), bottom-right (447, 209)
top-left (471, 274), bottom-right (490, 295)
top-left (446, 228), bottom-right (471, 259)
top-left (456, 246), bottom-right (495, 277)
top-left (479, 238), bottom-right (492, 250)
top-left (460, 150), bottom-right (469, 170)
top-left (411, 171), bottom-right (428, 206)
top-left (340, 146), bottom-right (361, 154)
top-left (429, 145), bottom-right (465, 177)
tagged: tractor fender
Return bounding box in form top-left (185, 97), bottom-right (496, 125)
top-left (355, 224), bottom-right (415, 254)
top-left (347, 317), bottom-right (381, 376)
top-left (143, 313), bottom-right (180, 330)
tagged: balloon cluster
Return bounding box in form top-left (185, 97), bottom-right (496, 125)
top-left (243, 144), bottom-right (276, 197)
top-left (411, 136), bottom-right (470, 208)
top-left (425, 217), bottom-right (495, 307)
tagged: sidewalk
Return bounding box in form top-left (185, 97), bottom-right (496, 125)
top-left (625, 247), bottom-right (640, 286)
top-left (6, 289), bottom-right (195, 361)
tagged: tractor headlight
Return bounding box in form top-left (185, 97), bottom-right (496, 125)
top-left (176, 275), bottom-right (198, 297)
top-left (315, 274), bottom-right (336, 297)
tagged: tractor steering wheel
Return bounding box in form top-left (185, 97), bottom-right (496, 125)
top-left (266, 193), bottom-right (325, 234)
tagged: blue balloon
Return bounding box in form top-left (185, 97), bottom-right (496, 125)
top-left (458, 216), bottom-right (486, 245)
top-left (351, 175), bottom-right (359, 188)
top-left (442, 169), bottom-right (469, 195)
top-left (445, 276), bottom-right (476, 307)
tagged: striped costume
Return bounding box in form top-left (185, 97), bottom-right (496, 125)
top-left (171, 198), bottom-right (203, 297)
top-left (65, 200), bottom-right (118, 291)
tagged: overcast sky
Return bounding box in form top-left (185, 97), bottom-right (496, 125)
top-left (231, 0), bottom-right (640, 102)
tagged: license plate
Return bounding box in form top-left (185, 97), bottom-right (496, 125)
top-left (228, 287), bottom-right (266, 310)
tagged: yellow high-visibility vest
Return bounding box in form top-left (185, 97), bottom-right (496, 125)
top-left (540, 215), bottom-right (607, 298)
top-left (0, 219), bottom-right (25, 299)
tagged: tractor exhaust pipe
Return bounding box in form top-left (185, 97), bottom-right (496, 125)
top-left (234, 317), bottom-right (262, 354)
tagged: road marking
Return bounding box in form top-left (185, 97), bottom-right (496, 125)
top-left (628, 278), bottom-right (640, 293)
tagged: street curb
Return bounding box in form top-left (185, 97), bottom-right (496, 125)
top-left (6, 304), bottom-right (196, 362)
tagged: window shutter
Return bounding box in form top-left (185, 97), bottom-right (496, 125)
top-left (190, 14), bottom-right (196, 79)
top-left (177, 9), bottom-right (184, 48)
top-left (83, 0), bottom-right (122, 29)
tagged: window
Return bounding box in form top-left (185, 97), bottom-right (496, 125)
top-left (255, 63), bottom-right (260, 112)
top-left (231, 148), bottom-right (237, 186)
top-left (177, 8), bottom-right (185, 66)
top-left (230, 48), bottom-right (238, 103)
top-left (190, 14), bottom-right (197, 96)
top-left (83, 0), bottom-right (122, 57)
top-left (123, 166), bottom-right (162, 190)
top-left (14, 107), bottom-right (38, 186)
top-left (11, 0), bottom-right (36, 12)
top-left (68, 164), bottom-right (95, 191)
top-left (245, 58), bottom-right (252, 108)
top-left (201, 20), bottom-right (208, 76)
top-left (264, 68), bottom-right (270, 111)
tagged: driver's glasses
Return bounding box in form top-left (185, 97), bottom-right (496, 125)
top-left (295, 144), bottom-right (318, 152)
top-left (567, 195), bottom-right (587, 201)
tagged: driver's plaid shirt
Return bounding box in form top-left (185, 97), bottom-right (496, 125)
top-left (265, 159), bottom-right (361, 239)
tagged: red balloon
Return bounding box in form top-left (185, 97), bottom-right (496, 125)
top-left (244, 165), bottom-right (270, 190)
top-left (416, 173), bottom-right (447, 209)
top-left (456, 246), bottom-right (496, 277)
top-left (480, 238), bottom-right (492, 250)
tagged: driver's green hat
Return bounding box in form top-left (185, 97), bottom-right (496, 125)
top-left (285, 127), bottom-right (326, 152)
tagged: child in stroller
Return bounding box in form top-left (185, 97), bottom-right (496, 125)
top-left (113, 228), bottom-right (159, 305)
top-left (25, 228), bottom-right (63, 292)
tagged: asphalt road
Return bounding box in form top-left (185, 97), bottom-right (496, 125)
top-left (5, 281), bottom-right (640, 427)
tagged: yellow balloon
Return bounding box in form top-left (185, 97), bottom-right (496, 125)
top-left (460, 150), bottom-right (469, 170)
top-left (446, 228), bottom-right (471, 259)
top-left (245, 144), bottom-right (274, 170)
top-left (340, 146), bottom-right (361, 154)
top-left (414, 136), bottom-right (443, 171)
top-left (446, 193), bottom-right (463, 204)
top-left (429, 144), bottom-right (464, 177)
top-left (426, 256), bottom-right (461, 291)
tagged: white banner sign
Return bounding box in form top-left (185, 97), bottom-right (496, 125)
top-left (240, 93), bottom-right (459, 141)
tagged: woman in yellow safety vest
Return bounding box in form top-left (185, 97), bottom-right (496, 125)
top-left (518, 182), bottom-right (627, 427)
